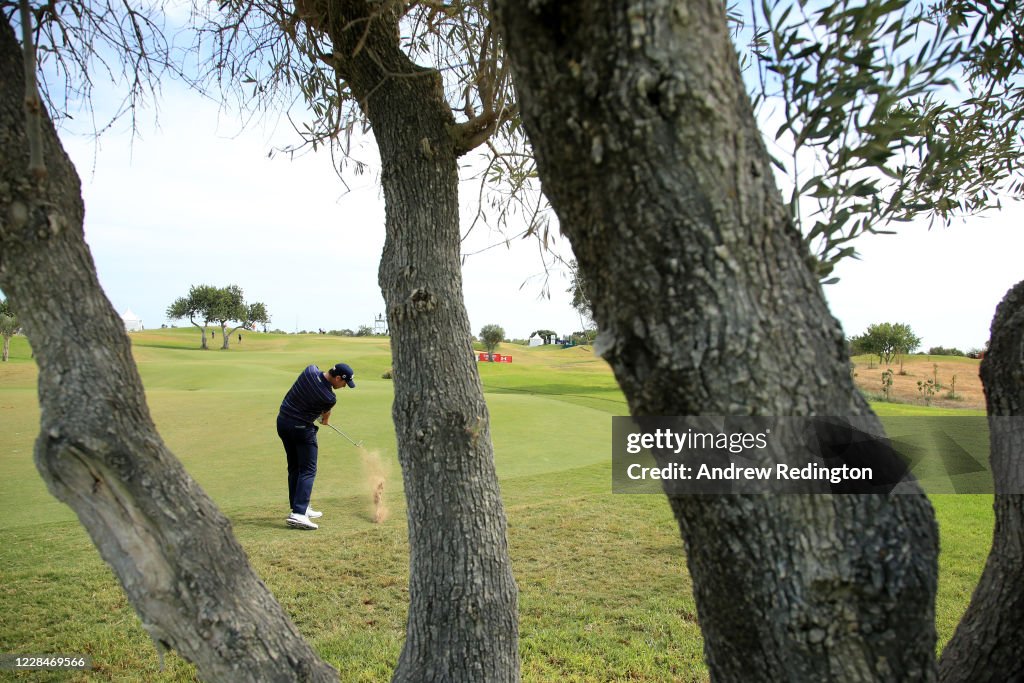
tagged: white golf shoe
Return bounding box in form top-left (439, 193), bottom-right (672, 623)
top-left (286, 512), bottom-right (318, 530)
top-left (305, 506), bottom-right (323, 519)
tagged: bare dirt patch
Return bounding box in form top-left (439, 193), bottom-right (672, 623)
top-left (851, 355), bottom-right (985, 411)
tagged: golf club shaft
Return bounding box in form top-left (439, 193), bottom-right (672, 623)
top-left (323, 421), bottom-right (363, 447)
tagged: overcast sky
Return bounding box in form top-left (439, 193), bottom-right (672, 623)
top-left (56, 82), bottom-right (583, 341)
top-left (44, 70), bottom-right (1022, 352)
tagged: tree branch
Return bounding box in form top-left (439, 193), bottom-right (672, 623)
top-left (19, 0), bottom-right (45, 180)
top-left (451, 101), bottom-right (518, 156)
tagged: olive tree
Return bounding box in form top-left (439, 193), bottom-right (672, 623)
top-left (494, 1), bottom-right (1024, 680)
top-left (195, 3), bottom-right (526, 677)
top-left (5, 0), bottom-right (524, 678)
top-left (496, 1), bottom-right (938, 679)
top-left (0, 6), bottom-right (336, 680)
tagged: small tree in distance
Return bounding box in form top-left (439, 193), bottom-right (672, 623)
top-left (166, 284), bottom-right (219, 350)
top-left (479, 324), bottom-right (505, 361)
top-left (167, 285), bottom-right (268, 350)
top-left (0, 298), bottom-right (19, 362)
top-left (209, 286), bottom-right (269, 350)
top-left (850, 322), bottom-right (921, 369)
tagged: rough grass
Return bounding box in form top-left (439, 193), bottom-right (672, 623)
top-left (0, 331), bottom-right (994, 680)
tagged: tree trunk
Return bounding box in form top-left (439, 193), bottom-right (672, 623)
top-left (2, 335), bottom-right (9, 361)
top-left (939, 279), bottom-right (1024, 683)
top-left (220, 322), bottom-right (230, 349)
top-left (0, 16), bottom-right (336, 682)
top-left (189, 320), bottom-right (208, 349)
top-left (496, 2), bottom-right (939, 680)
top-left (301, 4), bottom-right (519, 681)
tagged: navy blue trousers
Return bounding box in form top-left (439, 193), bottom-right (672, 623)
top-left (277, 416), bottom-right (318, 515)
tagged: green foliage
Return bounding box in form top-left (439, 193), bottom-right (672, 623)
top-left (166, 285), bottom-right (268, 349)
top-left (852, 322), bottom-right (922, 365)
top-left (566, 260), bottom-right (593, 324)
top-left (0, 300), bottom-right (18, 334)
top-left (917, 378), bottom-right (942, 404)
top-left (1, 299), bottom-right (22, 362)
top-left (881, 367), bottom-right (895, 401)
top-left (208, 285), bottom-right (244, 327)
top-left (479, 324), bottom-right (505, 353)
top-left (569, 330), bottom-right (598, 346)
top-left (356, 325), bottom-right (374, 337)
top-left (919, 0), bottom-right (1024, 213)
top-left (744, 0), bottom-right (1024, 280)
top-left (750, 0), bottom-right (960, 279)
top-left (928, 346), bottom-right (966, 356)
top-left (166, 284), bottom-right (220, 328)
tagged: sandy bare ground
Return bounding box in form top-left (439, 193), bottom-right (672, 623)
top-left (851, 355), bottom-right (985, 411)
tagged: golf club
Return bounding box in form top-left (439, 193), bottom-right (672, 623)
top-left (321, 420), bottom-right (364, 448)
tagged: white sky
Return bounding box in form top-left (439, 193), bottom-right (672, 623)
top-left (45, 73), bottom-right (1021, 351)
top-left (57, 83), bottom-right (583, 341)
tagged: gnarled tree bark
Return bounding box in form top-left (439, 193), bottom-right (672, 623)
top-left (0, 15), bottom-right (335, 682)
top-left (495, 2), bottom-right (939, 680)
top-left (939, 279), bottom-right (1024, 683)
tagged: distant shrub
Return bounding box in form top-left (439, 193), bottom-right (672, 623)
top-left (928, 346), bottom-right (965, 357)
top-left (881, 368), bottom-right (894, 402)
top-left (328, 329), bottom-right (355, 337)
top-left (382, 368), bottom-right (393, 380)
top-left (917, 379), bottom-right (941, 405)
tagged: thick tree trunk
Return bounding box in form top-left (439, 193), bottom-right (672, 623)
top-left (496, 2), bottom-right (938, 680)
top-left (303, 3), bottom-right (519, 681)
top-left (939, 280), bottom-right (1024, 683)
top-left (0, 17), bottom-right (336, 682)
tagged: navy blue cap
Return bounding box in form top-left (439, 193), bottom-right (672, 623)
top-left (331, 363), bottom-right (356, 388)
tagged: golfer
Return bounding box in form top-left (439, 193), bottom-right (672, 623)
top-left (277, 362), bottom-right (356, 530)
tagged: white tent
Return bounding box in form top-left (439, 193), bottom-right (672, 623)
top-left (527, 335), bottom-right (544, 347)
top-left (121, 308), bottom-right (143, 332)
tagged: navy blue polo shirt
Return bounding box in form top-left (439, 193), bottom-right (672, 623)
top-left (278, 365), bottom-right (337, 425)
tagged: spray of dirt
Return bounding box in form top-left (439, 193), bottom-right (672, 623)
top-left (357, 447), bottom-right (389, 523)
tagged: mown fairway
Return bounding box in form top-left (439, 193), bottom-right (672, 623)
top-left (0, 330), bottom-right (993, 681)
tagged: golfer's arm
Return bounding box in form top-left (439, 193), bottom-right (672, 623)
top-left (320, 409), bottom-right (332, 425)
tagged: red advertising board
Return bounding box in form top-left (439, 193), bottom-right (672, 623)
top-left (477, 353), bottom-right (513, 363)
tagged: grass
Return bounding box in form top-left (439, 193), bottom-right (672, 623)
top-left (0, 330), bottom-right (995, 680)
